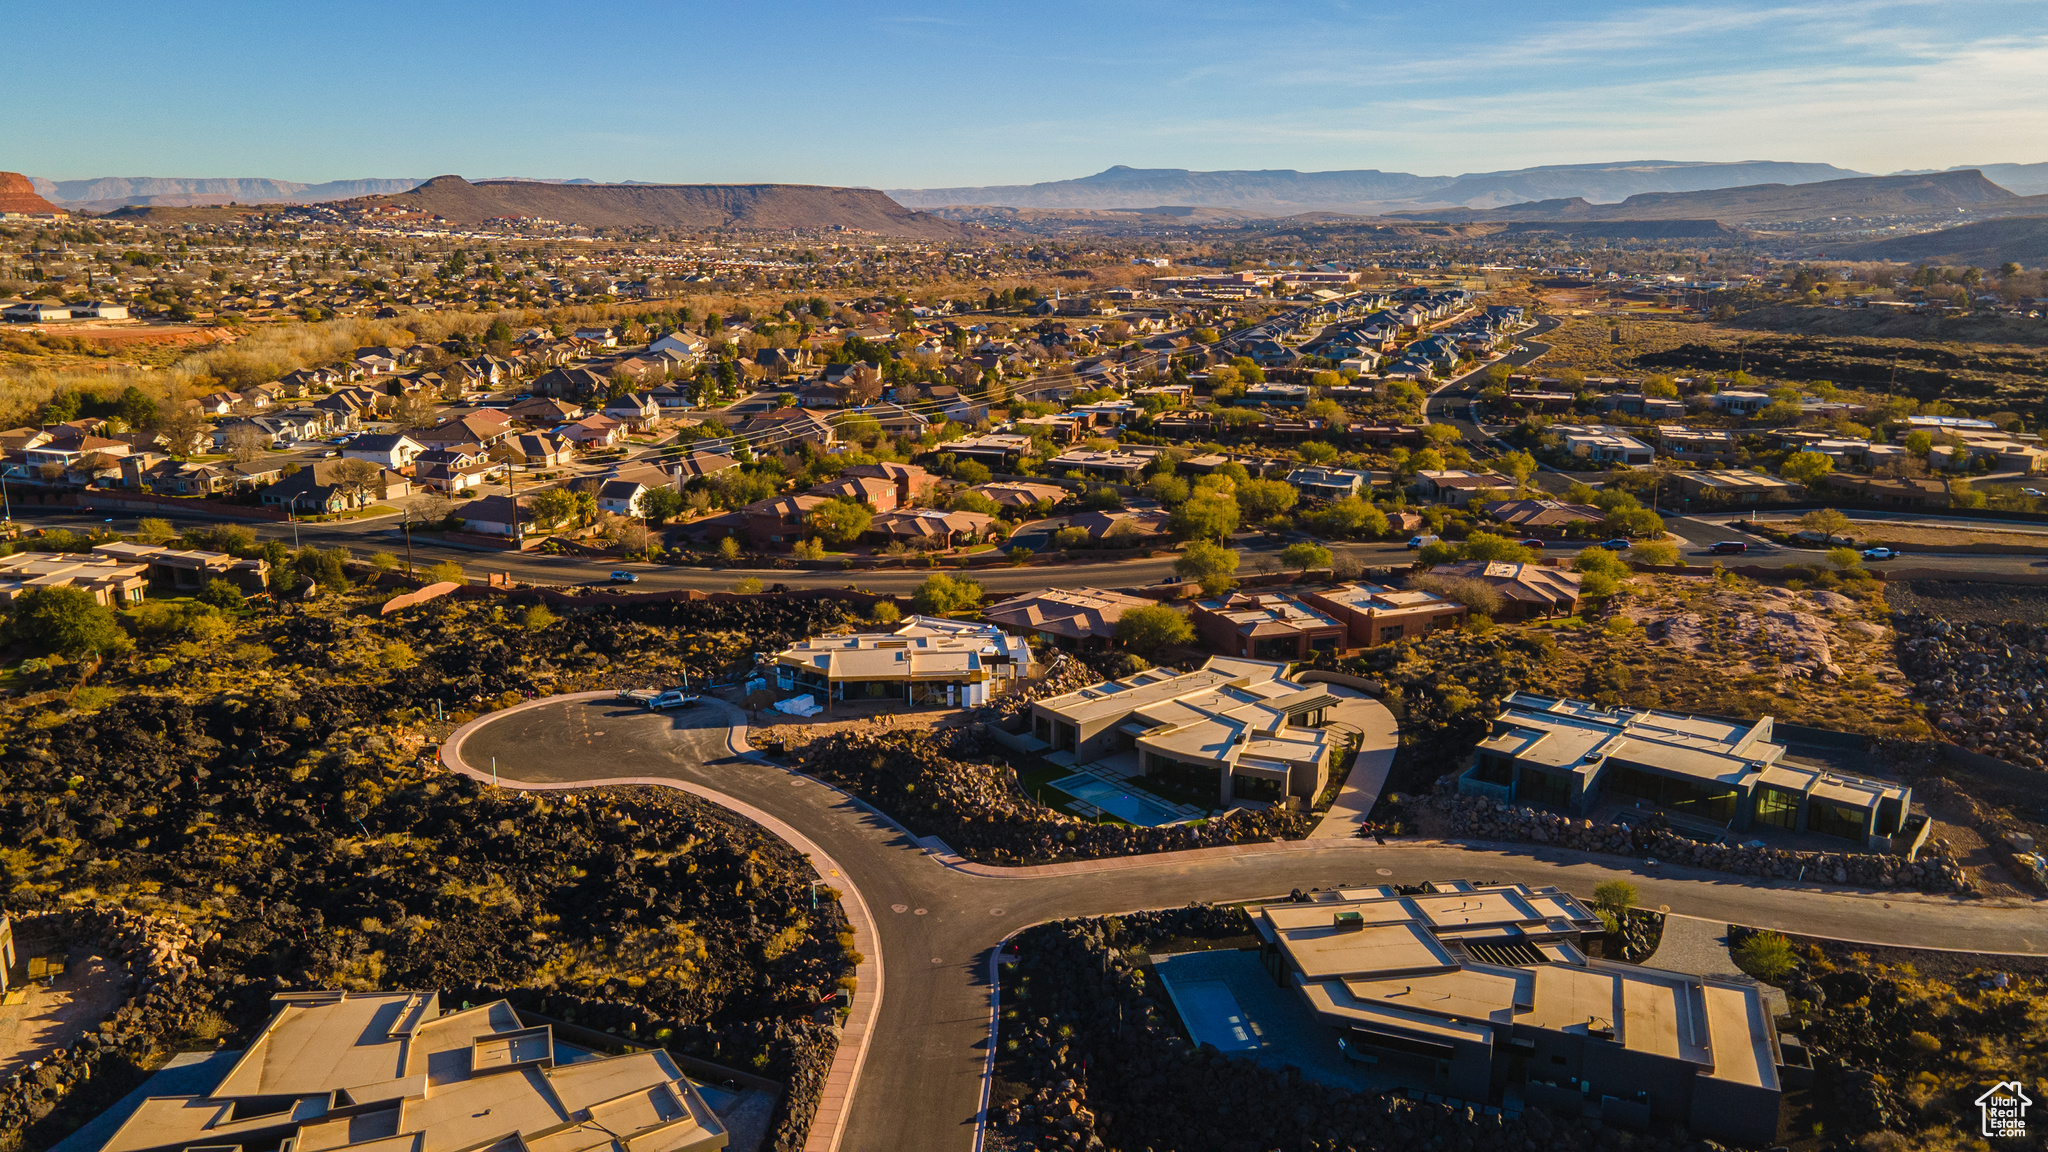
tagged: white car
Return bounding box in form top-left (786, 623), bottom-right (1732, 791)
top-left (1862, 547), bottom-right (1899, 561)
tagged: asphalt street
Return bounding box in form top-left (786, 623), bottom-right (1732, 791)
top-left (1424, 314), bottom-right (1562, 449)
top-left (457, 697), bottom-right (2047, 1152)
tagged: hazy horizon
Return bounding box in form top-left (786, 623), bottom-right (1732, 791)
top-left (14, 0), bottom-right (2048, 186)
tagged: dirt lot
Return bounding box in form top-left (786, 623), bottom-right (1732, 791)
top-left (748, 697), bottom-right (970, 753)
top-left (1752, 517), bottom-right (2048, 550)
top-left (0, 940), bottom-right (127, 1079)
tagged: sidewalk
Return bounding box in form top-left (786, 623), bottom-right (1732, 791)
top-left (1310, 687), bottom-right (1399, 839)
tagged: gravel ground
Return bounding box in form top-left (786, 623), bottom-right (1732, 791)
top-left (1886, 579), bottom-right (2048, 624)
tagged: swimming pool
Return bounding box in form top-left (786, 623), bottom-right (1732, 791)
top-left (1162, 978), bottom-right (1260, 1052)
top-left (1048, 774), bottom-right (1183, 826)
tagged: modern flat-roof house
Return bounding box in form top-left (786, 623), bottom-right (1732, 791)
top-left (1286, 467), bottom-right (1371, 502)
top-left (982, 586), bottom-right (1159, 648)
top-left (1552, 425), bottom-right (1656, 466)
top-left (1193, 585), bottom-right (1467, 660)
top-left (91, 542), bottom-right (269, 595)
top-left (1670, 470), bottom-right (1797, 505)
top-left (1480, 499), bottom-right (1607, 535)
top-left (1299, 583), bottom-right (1468, 647)
top-left (1031, 658), bottom-right (1338, 806)
top-left (1047, 448), bottom-right (1157, 480)
top-left (1251, 882), bottom-right (1781, 1145)
top-left (772, 616), bottom-right (1032, 709)
top-left (0, 552), bottom-right (149, 605)
top-left (91, 989), bottom-right (729, 1152)
top-left (1459, 693), bottom-right (1912, 848)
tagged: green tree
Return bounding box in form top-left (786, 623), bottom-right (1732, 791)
top-left (1145, 473), bottom-right (1190, 506)
top-left (1303, 496), bottom-right (1387, 539)
top-left (9, 586), bottom-right (130, 658)
top-left (1236, 478), bottom-right (1299, 522)
top-left (1460, 532), bottom-right (1534, 563)
top-left (912, 571), bottom-right (983, 615)
top-left (1627, 541), bottom-right (1680, 566)
top-left (1500, 449), bottom-right (1538, 495)
top-left (1779, 450), bottom-right (1835, 488)
top-left (805, 497), bottom-right (874, 548)
top-left (528, 487), bottom-right (579, 529)
top-left (1114, 603), bottom-right (1194, 654)
top-left (731, 576), bottom-right (763, 594)
top-left (1826, 546), bottom-right (1863, 569)
top-left (134, 517), bottom-right (176, 545)
top-left (1297, 440), bottom-right (1340, 465)
top-left (1592, 879), bottom-right (1638, 919)
top-left (717, 535), bottom-right (743, 563)
top-left (640, 486), bottom-right (686, 524)
top-left (1578, 570), bottom-right (1620, 599)
top-left (868, 600), bottom-right (902, 625)
top-left (1799, 507), bottom-right (1851, 545)
top-left (1174, 540), bottom-right (1240, 595)
top-left (948, 490), bottom-right (1001, 515)
top-left (1574, 547), bottom-right (1629, 577)
top-left (196, 579), bottom-right (247, 610)
top-left (1167, 491), bottom-right (1240, 541)
top-left (425, 559), bottom-right (465, 585)
top-left (1280, 541), bottom-right (1332, 573)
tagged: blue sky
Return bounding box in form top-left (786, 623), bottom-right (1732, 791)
top-left (14, 0), bottom-right (2047, 186)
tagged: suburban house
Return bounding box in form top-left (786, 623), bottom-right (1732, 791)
top-left (1480, 499), bottom-right (1608, 535)
top-left (261, 460), bottom-right (412, 513)
top-left (1415, 470), bottom-right (1516, 507)
top-left (772, 616), bottom-right (1032, 709)
top-left (1553, 425), bottom-right (1656, 466)
top-left (1712, 390), bottom-right (1773, 415)
top-left (1459, 693), bottom-right (1912, 849)
top-left (732, 408), bottom-right (837, 451)
top-left (602, 393), bottom-right (662, 431)
top-left (1297, 583), bottom-right (1469, 647)
top-left (597, 479), bottom-right (650, 517)
top-left (506, 396), bottom-right (583, 426)
top-left (743, 494), bottom-right (827, 549)
top-left (650, 329), bottom-right (709, 360)
top-left (840, 461), bottom-right (932, 506)
top-left (1047, 448), bottom-right (1157, 481)
top-left (456, 493), bottom-right (534, 540)
top-left (1822, 475), bottom-right (1951, 508)
top-left (341, 432), bottom-right (425, 471)
top-left (867, 507), bottom-right (994, 548)
top-left (501, 431), bottom-right (576, 469)
top-left (807, 474), bottom-right (903, 513)
top-left (557, 414), bottom-right (627, 448)
top-left (87, 990), bottom-right (729, 1152)
top-left (413, 447), bottom-right (500, 494)
top-left (672, 449), bottom-right (739, 481)
top-left (945, 434), bottom-right (1034, 468)
top-left (418, 412), bottom-right (513, 449)
top-left (1425, 561), bottom-right (1583, 620)
top-left (1031, 657), bottom-right (1340, 806)
top-left (531, 365), bottom-right (610, 399)
top-left (974, 480), bottom-right (1068, 510)
top-left (1252, 882), bottom-right (1781, 1145)
top-left (981, 586), bottom-right (1158, 648)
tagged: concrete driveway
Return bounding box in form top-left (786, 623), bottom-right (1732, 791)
top-left (1309, 685), bottom-right (1400, 839)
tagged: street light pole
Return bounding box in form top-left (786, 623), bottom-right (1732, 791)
top-left (288, 494), bottom-right (302, 550)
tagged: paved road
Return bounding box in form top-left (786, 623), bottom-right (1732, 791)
top-left (454, 697), bottom-right (2045, 1152)
top-left (1425, 315), bottom-right (1562, 449)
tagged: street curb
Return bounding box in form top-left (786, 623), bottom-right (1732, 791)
top-left (440, 694), bottom-right (881, 1152)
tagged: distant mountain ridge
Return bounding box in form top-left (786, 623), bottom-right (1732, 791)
top-left (354, 175), bottom-right (963, 238)
top-left (886, 160), bottom-right (1869, 213)
top-left (1818, 215), bottom-right (2048, 267)
top-left (29, 175), bottom-right (424, 212)
top-left (1389, 171), bottom-right (2016, 223)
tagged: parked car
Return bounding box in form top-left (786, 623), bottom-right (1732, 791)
top-left (1862, 547), bottom-right (1899, 561)
top-left (1708, 541), bottom-right (1749, 555)
top-left (1596, 538), bottom-right (1632, 550)
top-left (617, 687), bottom-right (699, 711)
top-left (609, 570), bottom-right (639, 583)
top-left (2023, 488), bottom-right (2045, 497)
top-left (1406, 534), bottom-right (1441, 550)
top-left (1518, 538), bottom-right (1547, 550)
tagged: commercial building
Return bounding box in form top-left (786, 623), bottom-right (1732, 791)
top-left (983, 586), bottom-right (1159, 648)
top-left (772, 616), bottom-right (1032, 709)
top-left (1299, 583), bottom-right (1468, 647)
top-left (93, 989), bottom-right (729, 1152)
top-left (1252, 882), bottom-right (1781, 1144)
top-left (1030, 657), bottom-right (1338, 806)
top-left (1459, 693), bottom-right (1912, 847)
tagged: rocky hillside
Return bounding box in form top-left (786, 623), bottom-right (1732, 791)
top-left (0, 171), bottom-right (62, 214)
top-left (362, 175), bottom-right (964, 237)
top-left (1397, 170), bottom-right (2016, 223)
top-left (1820, 214), bottom-right (2048, 267)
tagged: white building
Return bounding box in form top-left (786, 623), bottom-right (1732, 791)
top-left (772, 616), bottom-right (1033, 709)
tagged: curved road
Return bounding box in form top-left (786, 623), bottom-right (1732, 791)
top-left (448, 695), bottom-right (2044, 1152)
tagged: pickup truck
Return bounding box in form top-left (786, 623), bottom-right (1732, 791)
top-left (617, 687), bottom-right (701, 711)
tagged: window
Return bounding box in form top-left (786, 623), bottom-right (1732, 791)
top-left (1470, 754), bottom-right (1514, 786)
top-left (1520, 768), bottom-right (1570, 808)
top-left (1378, 625), bottom-right (1405, 643)
top-left (1806, 799), bottom-right (1868, 841)
top-left (1753, 786), bottom-right (1799, 830)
